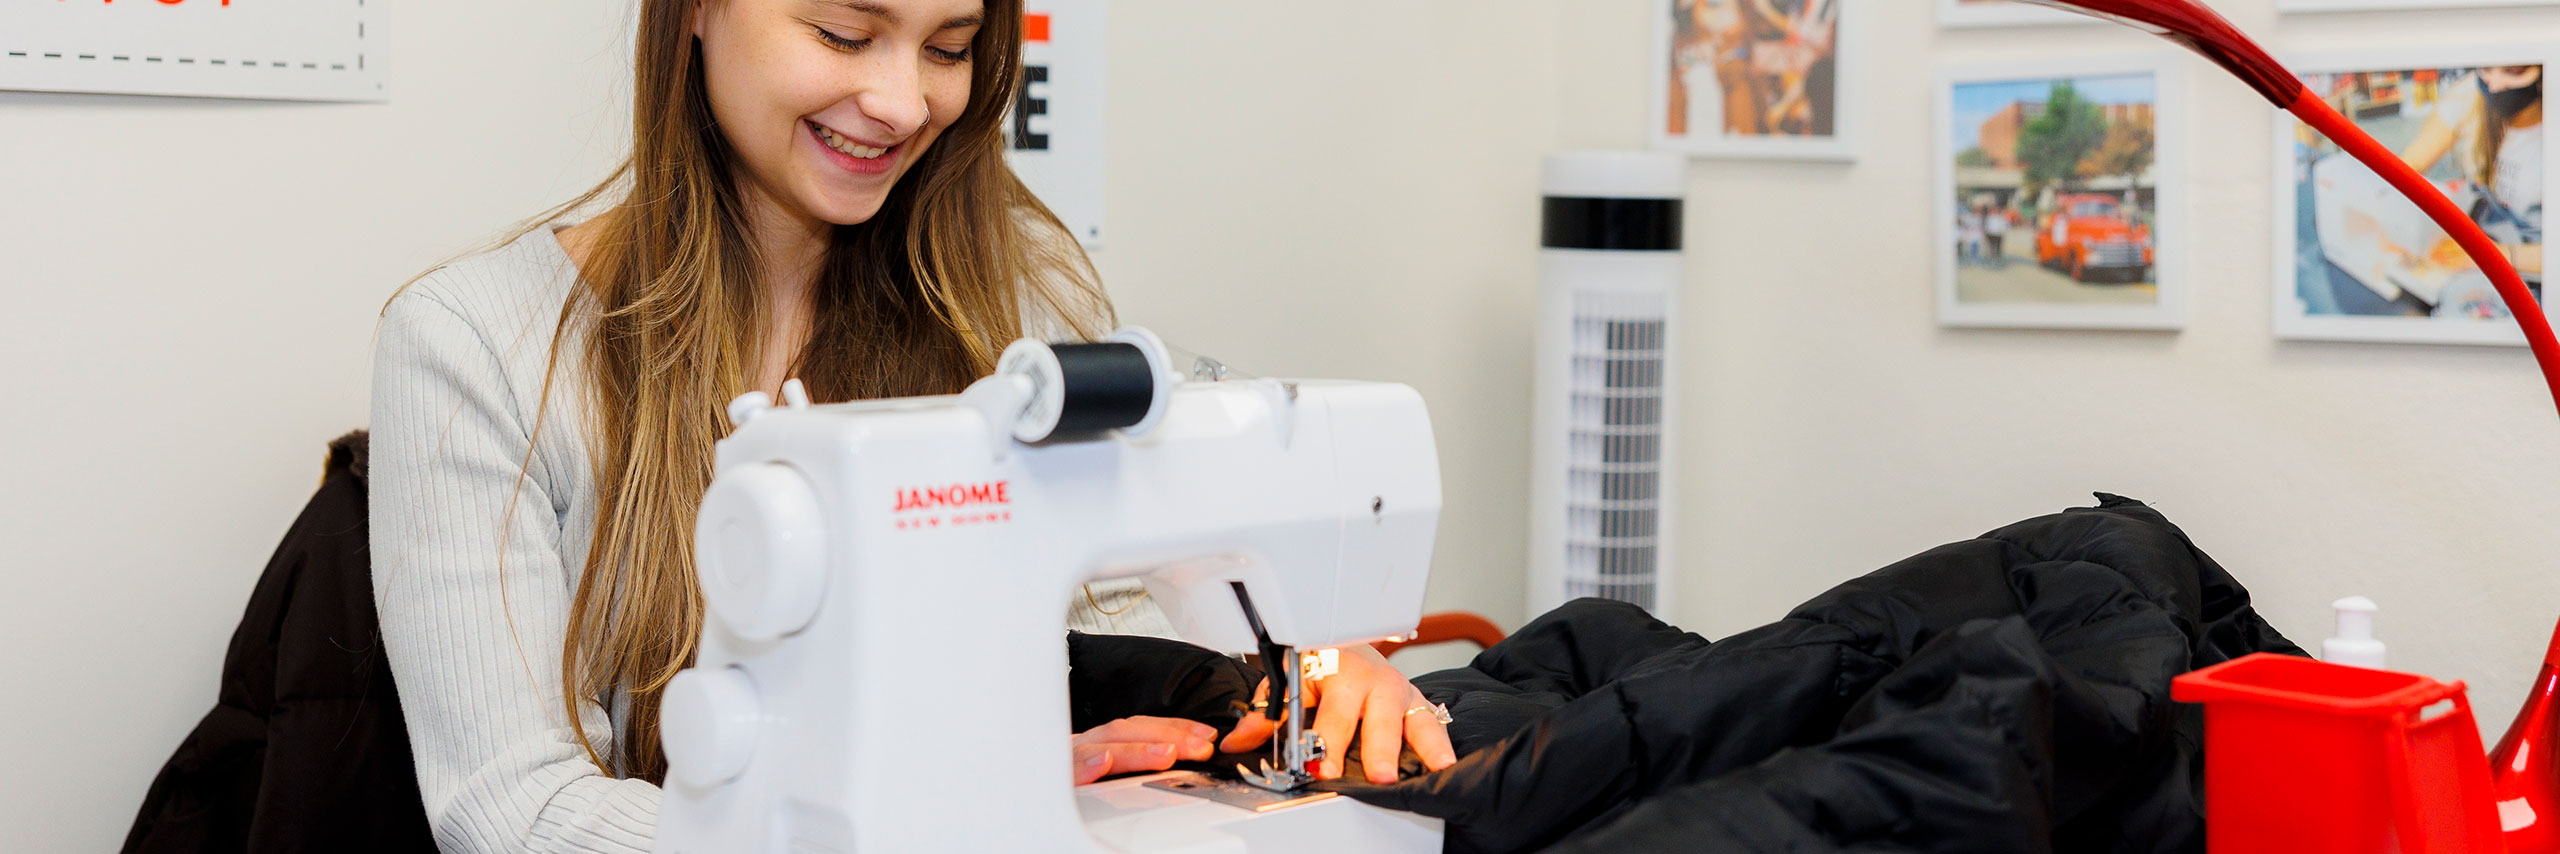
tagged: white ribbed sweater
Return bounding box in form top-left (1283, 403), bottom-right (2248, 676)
top-left (368, 225), bottom-right (1167, 854)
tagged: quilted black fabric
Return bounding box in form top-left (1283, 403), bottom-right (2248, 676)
top-left (1318, 494), bottom-right (2303, 853)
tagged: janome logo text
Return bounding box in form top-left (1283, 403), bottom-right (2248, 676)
top-left (893, 481), bottom-right (1012, 530)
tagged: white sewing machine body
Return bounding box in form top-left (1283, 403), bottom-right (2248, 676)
top-left (655, 333), bottom-right (1445, 854)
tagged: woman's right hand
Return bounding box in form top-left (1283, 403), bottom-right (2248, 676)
top-left (1072, 716), bottom-right (1218, 785)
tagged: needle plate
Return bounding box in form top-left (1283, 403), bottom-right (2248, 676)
top-left (1143, 771), bottom-right (1339, 812)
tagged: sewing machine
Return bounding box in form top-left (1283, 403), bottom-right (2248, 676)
top-left (653, 328), bottom-right (1448, 853)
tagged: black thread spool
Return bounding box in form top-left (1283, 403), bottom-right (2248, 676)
top-left (1048, 342), bottom-right (1158, 436)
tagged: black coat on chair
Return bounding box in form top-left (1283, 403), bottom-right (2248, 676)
top-left (121, 432), bottom-right (435, 854)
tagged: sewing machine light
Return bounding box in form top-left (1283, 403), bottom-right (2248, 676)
top-left (1304, 647), bottom-right (1340, 682)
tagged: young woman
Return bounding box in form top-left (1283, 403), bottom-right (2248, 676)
top-left (2402, 65), bottom-right (2543, 277)
top-left (369, 1), bottom-right (1451, 850)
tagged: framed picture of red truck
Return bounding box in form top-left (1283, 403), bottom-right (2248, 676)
top-left (2273, 46), bottom-right (2558, 345)
top-left (1938, 56), bottom-right (2186, 329)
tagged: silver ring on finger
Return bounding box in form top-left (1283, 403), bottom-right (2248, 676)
top-left (1404, 701), bottom-right (1453, 725)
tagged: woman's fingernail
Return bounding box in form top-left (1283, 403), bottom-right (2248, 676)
top-left (1148, 743), bottom-right (1173, 756)
top-left (1186, 738), bottom-right (1211, 756)
top-left (1083, 752), bottom-right (1107, 767)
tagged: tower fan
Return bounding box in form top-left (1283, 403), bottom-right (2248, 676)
top-left (1529, 151), bottom-right (1685, 619)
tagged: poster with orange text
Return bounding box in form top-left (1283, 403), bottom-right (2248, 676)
top-left (0, 0), bottom-right (383, 101)
top-left (1007, 0), bottom-right (1105, 248)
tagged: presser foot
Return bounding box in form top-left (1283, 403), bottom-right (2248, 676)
top-left (1235, 759), bottom-right (1314, 794)
top-left (1236, 728), bottom-right (1328, 793)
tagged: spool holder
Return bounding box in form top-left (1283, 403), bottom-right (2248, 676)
top-left (964, 327), bottom-right (1178, 458)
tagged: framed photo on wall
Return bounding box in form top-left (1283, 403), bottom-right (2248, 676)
top-left (2273, 47), bottom-right (2557, 345)
top-left (1937, 56), bottom-right (2186, 330)
top-left (1937, 0), bottom-right (2093, 28)
top-left (2278, 0), bottom-right (2560, 12)
top-left (1650, 0), bottom-right (1856, 160)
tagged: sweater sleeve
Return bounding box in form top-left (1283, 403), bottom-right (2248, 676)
top-left (369, 288), bottom-right (661, 854)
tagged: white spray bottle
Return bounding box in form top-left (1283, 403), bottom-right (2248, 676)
top-left (2322, 596), bottom-right (2386, 670)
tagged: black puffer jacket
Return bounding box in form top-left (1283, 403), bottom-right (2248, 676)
top-left (121, 432), bottom-right (438, 854)
top-left (1323, 494), bottom-right (2302, 853)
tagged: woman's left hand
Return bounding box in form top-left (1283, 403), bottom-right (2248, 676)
top-left (1217, 645), bottom-right (1458, 783)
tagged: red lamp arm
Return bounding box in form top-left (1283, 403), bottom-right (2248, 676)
top-left (2031, 0), bottom-right (2560, 419)
top-left (2023, 0), bottom-right (2307, 105)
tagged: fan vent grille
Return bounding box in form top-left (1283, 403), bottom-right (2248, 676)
top-left (1561, 289), bottom-right (1665, 613)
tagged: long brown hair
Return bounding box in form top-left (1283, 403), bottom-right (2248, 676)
top-left (2475, 69), bottom-right (2543, 197)
top-left (495, 0), bottom-right (1106, 781)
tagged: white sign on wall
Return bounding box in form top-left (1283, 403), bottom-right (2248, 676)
top-left (0, 0), bottom-right (383, 102)
top-left (1006, 0), bottom-right (1104, 248)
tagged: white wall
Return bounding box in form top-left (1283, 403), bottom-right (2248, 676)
top-left (1088, 0), bottom-right (1562, 667)
top-left (0, 1), bottom-right (1555, 848)
top-left (0, 2), bottom-right (635, 849)
top-left (1554, 0), bottom-right (2560, 743)
top-left (20, 0), bottom-right (2560, 850)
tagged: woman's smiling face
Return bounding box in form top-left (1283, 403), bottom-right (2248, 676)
top-left (695, 0), bottom-right (985, 227)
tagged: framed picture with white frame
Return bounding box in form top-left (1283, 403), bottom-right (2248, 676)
top-left (2272, 46), bottom-right (2557, 345)
top-left (1938, 0), bottom-right (2095, 28)
top-left (1650, 0), bottom-right (1857, 161)
top-left (1937, 55), bottom-right (2186, 330)
top-left (2278, 0), bottom-right (2560, 13)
